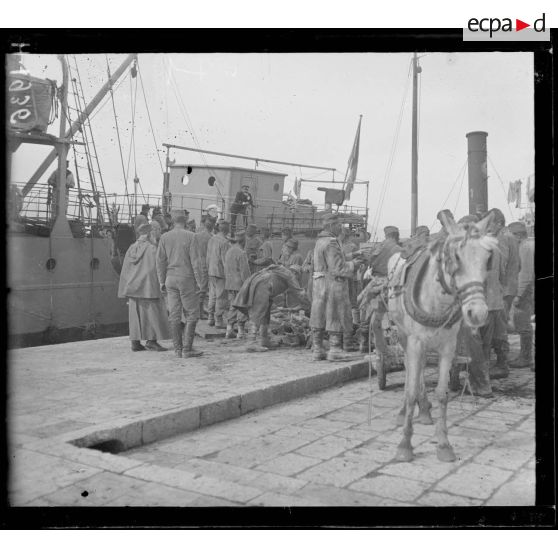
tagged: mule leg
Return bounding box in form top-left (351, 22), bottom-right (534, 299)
top-left (416, 351), bottom-right (433, 424)
top-left (395, 338), bottom-right (409, 426)
top-left (435, 347), bottom-right (457, 462)
top-left (395, 337), bottom-right (423, 462)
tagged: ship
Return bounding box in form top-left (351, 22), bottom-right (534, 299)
top-left (7, 53), bottom-right (368, 348)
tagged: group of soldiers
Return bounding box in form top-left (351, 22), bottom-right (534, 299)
top-left (117, 204), bottom-right (534, 388)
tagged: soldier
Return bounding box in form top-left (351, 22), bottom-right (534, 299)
top-left (486, 208), bottom-right (520, 376)
top-left (479, 214), bottom-right (508, 379)
top-left (245, 223), bottom-right (263, 274)
top-left (233, 265), bottom-right (309, 352)
top-left (508, 221), bottom-right (534, 369)
top-left (118, 223), bottom-right (169, 352)
top-left (302, 248), bottom-right (314, 303)
top-left (309, 213), bottom-right (365, 361)
top-left (224, 229), bottom-right (251, 339)
top-left (230, 184), bottom-right (255, 231)
top-left (278, 228), bottom-right (293, 264)
top-left (253, 227), bottom-right (275, 270)
top-left (448, 214), bottom-right (493, 396)
top-left (358, 225), bottom-right (402, 365)
top-left (339, 227), bottom-right (361, 352)
top-left (194, 216), bottom-right (214, 319)
top-left (206, 219), bottom-right (230, 328)
top-left (156, 209), bottom-right (204, 358)
top-left (133, 204), bottom-right (150, 238)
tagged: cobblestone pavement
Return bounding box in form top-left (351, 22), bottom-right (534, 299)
top-left (120, 367), bottom-right (534, 507)
top-left (8, 335), bottom-right (535, 507)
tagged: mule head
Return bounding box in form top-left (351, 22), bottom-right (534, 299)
top-left (443, 213), bottom-right (497, 329)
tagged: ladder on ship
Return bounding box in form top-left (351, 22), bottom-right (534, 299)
top-left (65, 55), bottom-right (112, 230)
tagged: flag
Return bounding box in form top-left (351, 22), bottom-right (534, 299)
top-left (343, 115), bottom-right (362, 201)
top-left (293, 177), bottom-right (301, 198)
top-left (507, 180), bottom-right (522, 206)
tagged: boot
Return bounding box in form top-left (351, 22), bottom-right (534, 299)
top-left (225, 324), bottom-right (236, 339)
top-left (247, 322), bottom-right (258, 342)
top-left (171, 321), bottom-right (183, 357)
top-left (131, 340), bottom-right (146, 352)
top-left (490, 340), bottom-right (509, 377)
top-left (145, 340), bottom-right (168, 352)
top-left (311, 328), bottom-right (327, 361)
top-left (449, 365), bottom-right (461, 392)
top-left (509, 332), bottom-right (533, 368)
top-left (214, 315), bottom-right (227, 329)
top-left (351, 308), bottom-right (360, 326)
top-left (182, 321), bottom-right (203, 358)
top-left (343, 330), bottom-right (358, 352)
top-left (207, 312), bottom-right (215, 327)
top-left (358, 324), bottom-right (370, 353)
top-left (470, 362), bottom-right (493, 397)
top-left (199, 300), bottom-right (208, 320)
top-left (260, 324), bottom-right (279, 349)
top-left (327, 332), bottom-right (354, 361)
top-left (236, 322), bottom-right (246, 340)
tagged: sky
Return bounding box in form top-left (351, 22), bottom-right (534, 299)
top-left (11, 51), bottom-right (534, 237)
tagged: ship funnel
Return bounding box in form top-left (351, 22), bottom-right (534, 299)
top-left (466, 131), bottom-right (488, 215)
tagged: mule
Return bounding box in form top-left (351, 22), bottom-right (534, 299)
top-left (385, 211), bottom-right (497, 462)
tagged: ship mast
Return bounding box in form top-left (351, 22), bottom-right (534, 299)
top-left (411, 52), bottom-right (421, 236)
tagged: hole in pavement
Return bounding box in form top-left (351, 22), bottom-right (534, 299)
top-left (88, 439), bottom-right (126, 454)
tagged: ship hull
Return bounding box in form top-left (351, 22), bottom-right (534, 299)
top-left (8, 231), bottom-right (128, 348)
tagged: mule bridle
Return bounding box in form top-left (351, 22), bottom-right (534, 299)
top-left (436, 235), bottom-right (487, 308)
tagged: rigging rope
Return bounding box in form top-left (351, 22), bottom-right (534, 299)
top-left (428, 159), bottom-right (468, 230)
top-left (137, 61), bottom-right (164, 174)
top-left (106, 55), bottom-right (133, 218)
top-left (370, 57), bottom-right (412, 241)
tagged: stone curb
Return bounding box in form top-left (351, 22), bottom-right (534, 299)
top-left (66, 360), bottom-right (373, 453)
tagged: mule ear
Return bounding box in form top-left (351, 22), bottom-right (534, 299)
top-left (437, 209), bottom-right (459, 235)
top-left (476, 211), bottom-right (494, 235)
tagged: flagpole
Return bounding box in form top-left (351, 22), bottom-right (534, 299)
top-left (411, 53), bottom-right (420, 236)
top-left (342, 114), bottom-right (362, 201)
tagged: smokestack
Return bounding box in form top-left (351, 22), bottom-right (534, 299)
top-left (466, 131), bottom-right (488, 215)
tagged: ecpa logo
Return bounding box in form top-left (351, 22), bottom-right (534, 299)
top-left (463, 12), bottom-right (549, 41)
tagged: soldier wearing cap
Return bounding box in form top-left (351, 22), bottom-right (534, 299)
top-left (279, 237), bottom-right (304, 307)
top-left (358, 225), bottom-right (402, 364)
top-left (224, 228), bottom-right (251, 339)
top-left (245, 223), bottom-right (263, 274)
top-left (134, 204), bottom-right (151, 238)
top-left (339, 226), bottom-right (361, 351)
top-left (309, 212), bottom-right (365, 361)
top-left (206, 219), bottom-right (231, 328)
top-left (508, 221), bottom-right (534, 369)
top-left (194, 216), bottom-right (215, 319)
top-left (230, 184), bottom-right (255, 230)
top-left (253, 227), bottom-right (275, 271)
top-left (156, 209), bottom-right (204, 358)
top-left (119, 223), bottom-right (169, 352)
top-left (278, 228), bottom-right (293, 265)
top-left (485, 208), bottom-right (520, 375)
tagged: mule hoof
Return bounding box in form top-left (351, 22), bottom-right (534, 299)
top-left (395, 413), bottom-right (405, 426)
top-left (395, 446), bottom-right (414, 462)
top-left (437, 445), bottom-right (456, 462)
top-left (416, 412), bottom-right (434, 425)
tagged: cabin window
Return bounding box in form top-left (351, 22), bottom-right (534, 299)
top-left (90, 257), bottom-right (100, 270)
top-left (273, 182), bottom-right (280, 192)
top-left (208, 176), bottom-right (216, 187)
top-left (181, 175), bottom-right (190, 186)
top-left (46, 258), bottom-right (56, 271)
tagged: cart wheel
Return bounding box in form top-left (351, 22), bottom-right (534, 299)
top-left (376, 353), bottom-right (386, 390)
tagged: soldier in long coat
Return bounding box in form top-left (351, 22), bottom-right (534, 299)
top-left (156, 210), bottom-right (204, 358)
top-left (118, 223), bottom-right (169, 352)
top-left (508, 221), bottom-right (534, 369)
top-left (224, 229), bottom-right (251, 339)
top-left (309, 213), bottom-right (365, 361)
top-left (206, 220), bottom-right (231, 328)
top-left (253, 227), bottom-right (275, 271)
